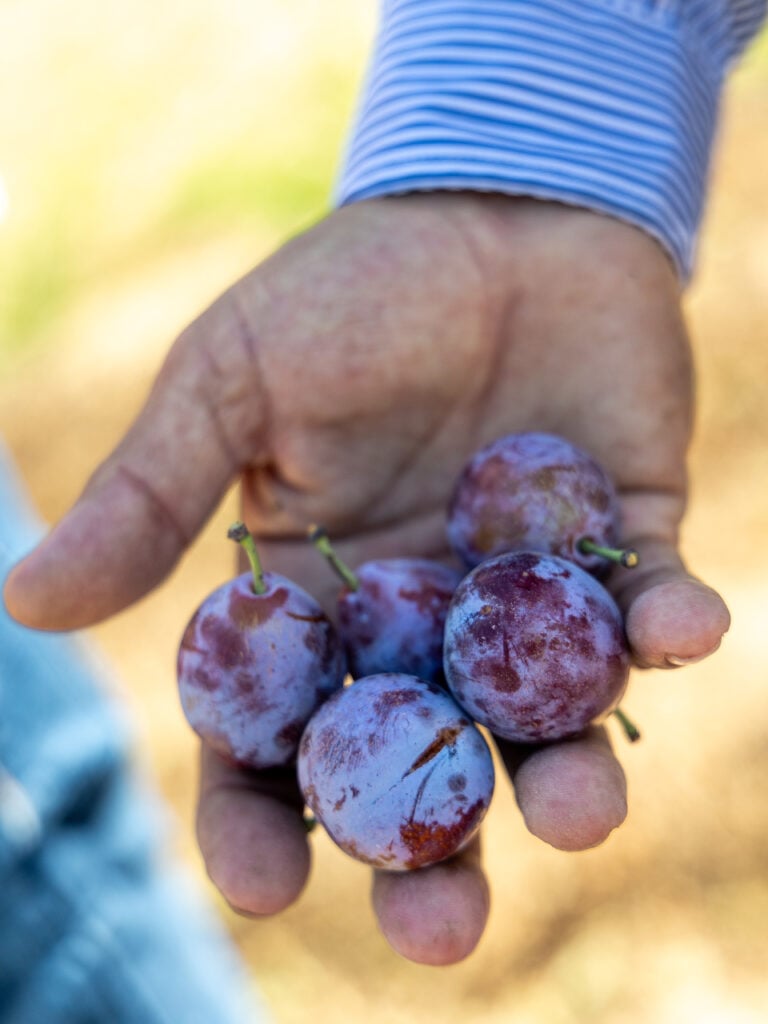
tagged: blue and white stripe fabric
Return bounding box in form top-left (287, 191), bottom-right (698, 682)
top-left (337, 0), bottom-right (766, 279)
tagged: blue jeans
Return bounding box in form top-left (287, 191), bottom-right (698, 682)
top-left (0, 444), bottom-right (268, 1024)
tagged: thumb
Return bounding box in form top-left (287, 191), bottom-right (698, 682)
top-left (3, 291), bottom-right (268, 631)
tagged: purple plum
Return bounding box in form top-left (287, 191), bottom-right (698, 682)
top-left (447, 432), bottom-right (635, 573)
top-left (177, 523), bottom-right (346, 769)
top-left (310, 527), bottom-right (462, 684)
top-left (337, 558), bottom-right (463, 684)
top-left (297, 673), bottom-right (495, 870)
top-left (443, 551), bottom-right (630, 743)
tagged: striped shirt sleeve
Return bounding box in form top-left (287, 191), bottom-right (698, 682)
top-left (335, 0), bottom-right (767, 279)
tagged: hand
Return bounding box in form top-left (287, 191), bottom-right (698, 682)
top-left (3, 193), bottom-right (730, 964)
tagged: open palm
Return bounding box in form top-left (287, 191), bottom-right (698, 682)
top-left (5, 193), bottom-right (729, 964)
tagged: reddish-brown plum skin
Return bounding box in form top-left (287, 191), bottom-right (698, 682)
top-left (337, 558), bottom-right (462, 684)
top-left (177, 572), bottom-right (346, 768)
top-left (447, 432), bottom-right (621, 572)
top-left (443, 552), bottom-right (630, 743)
top-left (297, 673), bottom-right (495, 871)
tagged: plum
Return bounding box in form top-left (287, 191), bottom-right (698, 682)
top-left (297, 673), bottom-right (495, 870)
top-left (443, 551), bottom-right (630, 743)
top-left (310, 526), bottom-right (462, 684)
top-left (177, 522), bottom-right (346, 769)
top-left (447, 431), bottom-right (637, 573)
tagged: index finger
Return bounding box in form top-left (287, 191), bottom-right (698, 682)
top-left (3, 291), bottom-right (267, 631)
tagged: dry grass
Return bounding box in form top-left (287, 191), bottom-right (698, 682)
top-left (1, 7), bottom-right (767, 1022)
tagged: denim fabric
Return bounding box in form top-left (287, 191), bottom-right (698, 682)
top-left (0, 443), bottom-right (268, 1024)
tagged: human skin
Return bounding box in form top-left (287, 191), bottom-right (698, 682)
top-left (3, 193), bottom-right (730, 965)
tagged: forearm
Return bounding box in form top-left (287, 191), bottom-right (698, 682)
top-left (337, 0), bottom-right (767, 280)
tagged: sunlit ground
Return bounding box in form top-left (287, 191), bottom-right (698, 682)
top-left (1, 5), bottom-right (767, 1022)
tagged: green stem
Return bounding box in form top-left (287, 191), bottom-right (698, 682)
top-left (307, 524), bottom-right (359, 591)
top-left (303, 808), bottom-right (318, 834)
top-left (578, 537), bottom-right (639, 569)
top-left (613, 707), bottom-right (641, 743)
top-left (227, 521), bottom-right (267, 595)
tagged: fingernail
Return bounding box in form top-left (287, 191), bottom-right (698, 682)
top-left (665, 638), bottom-right (723, 667)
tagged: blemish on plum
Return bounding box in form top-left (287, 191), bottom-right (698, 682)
top-left (520, 634), bottom-right (547, 661)
top-left (314, 723), bottom-right (365, 773)
top-left (530, 465), bottom-right (564, 491)
top-left (485, 654), bottom-right (522, 694)
top-left (472, 521), bottom-right (505, 555)
top-left (361, 578), bottom-right (382, 602)
top-left (448, 773), bottom-right (467, 792)
top-left (398, 580), bottom-right (455, 617)
top-left (584, 481), bottom-right (612, 513)
top-left (461, 612), bottom-right (498, 652)
top-left (372, 688), bottom-right (420, 719)
top-left (234, 670), bottom-right (257, 697)
top-left (405, 724), bottom-right (463, 775)
top-left (340, 838), bottom-right (398, 869)
top-left (199, 614), bottom-right (250, 670)
top-left (227, 585), bottom-right (288, 629)
top-left (188, 665), bottom-right (219, 693)
top-left (400, 797), bottom-right (485, 869)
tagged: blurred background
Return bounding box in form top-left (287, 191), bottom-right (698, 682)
top-left (1, 3), bottom-right (767, 1022)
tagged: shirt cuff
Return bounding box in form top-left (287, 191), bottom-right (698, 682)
top-left (336, 0), bottom-right (766, 280)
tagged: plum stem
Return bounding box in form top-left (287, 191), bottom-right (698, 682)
top-left (578, 537), bottom-right (639, 569)
top-left (228, 521), bottom-right (267, 595)
top-left (613, 707), bottom-right (641, 743)
top-left (303, 808), bottom-right (318, 834)
top-left (307, 524), bottom-right (359, 591)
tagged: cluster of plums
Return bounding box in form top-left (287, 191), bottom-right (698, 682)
top-left (177, 432), bottom-right (637, 872)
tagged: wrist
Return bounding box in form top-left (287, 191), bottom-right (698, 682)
top-left (351, 190), bottom-right (680, 313)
